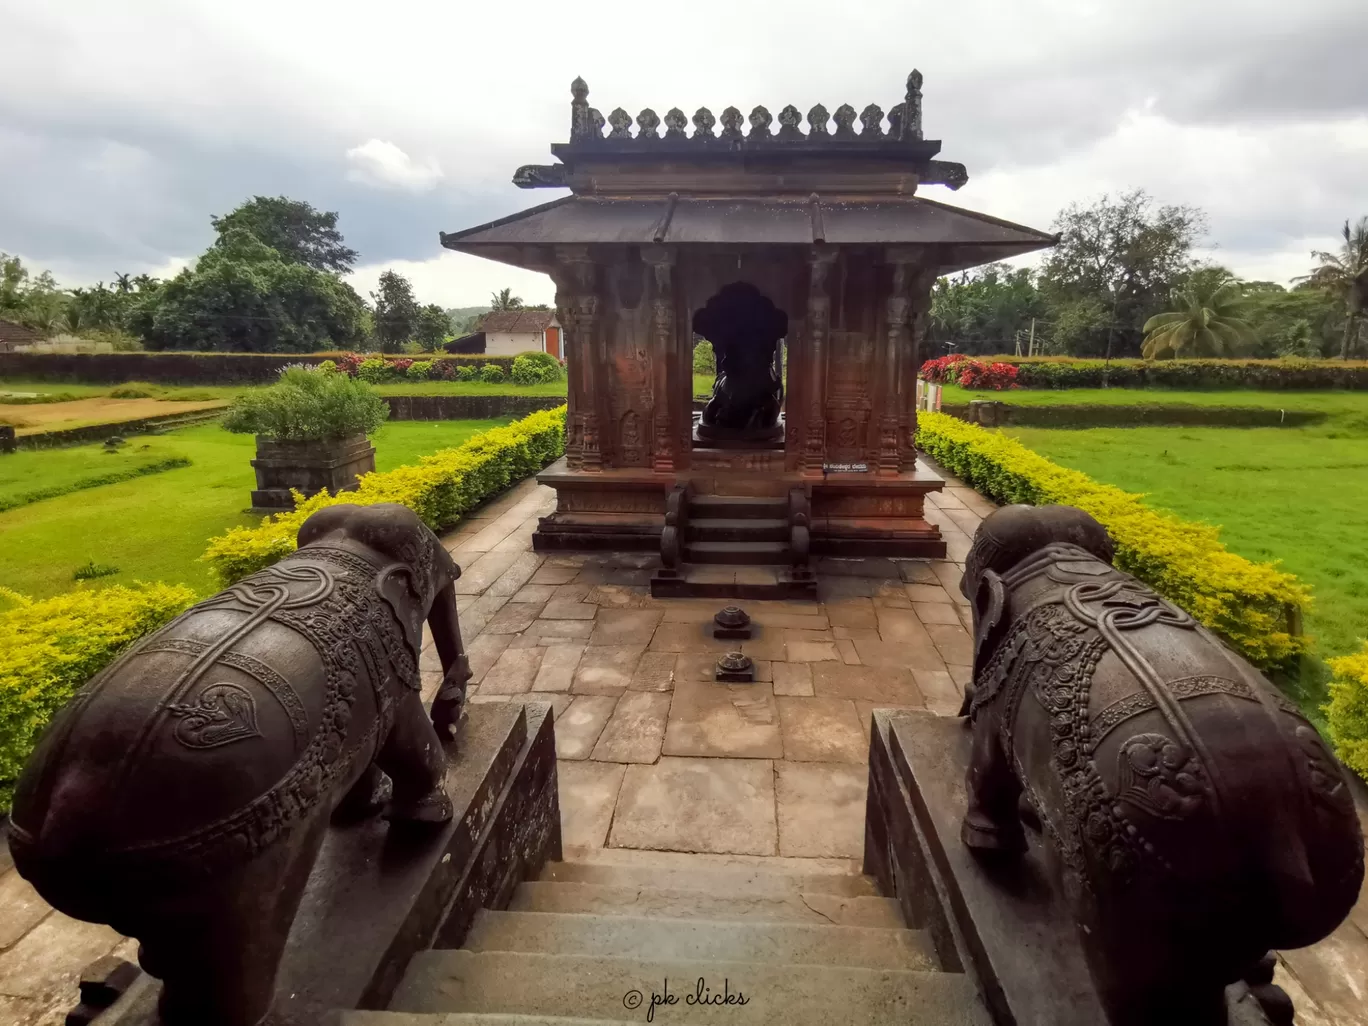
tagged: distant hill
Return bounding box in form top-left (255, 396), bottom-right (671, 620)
top-left (447, 305), bottom-right (491, 335)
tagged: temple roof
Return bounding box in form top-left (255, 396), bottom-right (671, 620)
top-left (440, 194), bottom-right (1058, 273)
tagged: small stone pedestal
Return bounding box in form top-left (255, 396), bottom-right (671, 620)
top-left (863, 709), bottom-right (1281, 1026)
top-left (77, 703), bottom-right (560, 1025)
top-left (250, 433), bottom-right (376, 513)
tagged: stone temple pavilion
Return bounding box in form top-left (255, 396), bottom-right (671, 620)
top-left (441, 72), bottom-right (1056, 598)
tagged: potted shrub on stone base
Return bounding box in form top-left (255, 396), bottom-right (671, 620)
top-left (223, 364), bottom-right (389, 513)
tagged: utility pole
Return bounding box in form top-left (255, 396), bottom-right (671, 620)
top-left (1028, 318), bottom-right (1036, 357)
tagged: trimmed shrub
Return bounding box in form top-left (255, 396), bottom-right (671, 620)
top-left (511, 352), bottom-right (563, 385)
top-left (222, 365), bottom-right (388, 441)
top-left (0, 582), bottom-right (197, 812)
top-left (356, 358), bottom-right (390, 383)
top-left (955, 360), bottom-right (1019, 391)
top-left (693, 340), bottom-right (716, 375)
top-left (977, 357), bottom-right (1368, 391)
top-left (457, 365), bottom-right (478, 382)
top-left (480, 363), bottom-right (505, 384)
top-left (407, 361), bottom-right (434, 380)
top-left (108, 383), bottom-right (158, 399)
top-left (202, 406), bottom-right (567, 586)
top-left (0, 351), bottom-right (524, 385)
top-left (919, 354), bottom-right (968, 384)
top-left (915, 411), bottom-right (1310, 668)
top-left (316, 359), bottom-right (338, 374)
top-left (1327, 643), bottom-right (1368, 779)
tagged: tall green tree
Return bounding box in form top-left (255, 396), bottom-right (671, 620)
top-left (210, 196), bottom-right (359, 274)
top-left (413, 303), bottom-right (452, 348)
top-left (1039, 190), bottom-right (1206, 358)
top-left (1141, 275), bottom-right (1255, 358)
top-left (490, 288), bottom-right (524, 312)
top-left (137, 229), bottom-right (367, 352)
top-left (1298, 217), bottom-right (1368, 360)
top-left (1, 253), bottom-right (66, 328)
top-left (928, 263), bottom-right (1048, 355)
top-left (372, 270), bottom-right (420, 352)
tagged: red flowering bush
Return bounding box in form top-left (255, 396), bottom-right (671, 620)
top-left (335, 353), bottom-right (366, 378)
top-left (391, 358), bottom-right (414, 374)
top-left (956, 360), bottom-right (1019, 391)
top-left (434, 360), bottom-right (458, 380)
top-left (918, 354), bottom-right (967, 384)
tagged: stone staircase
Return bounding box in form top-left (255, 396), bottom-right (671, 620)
top-left (345, 856), bottom-right (987, 1026)
top-left (652, 493), bottom-right (818, 600)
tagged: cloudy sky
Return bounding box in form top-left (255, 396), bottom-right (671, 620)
top-left (3, 0), bottom-right (1365, 308)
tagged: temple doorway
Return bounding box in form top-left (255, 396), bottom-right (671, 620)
top-left (692, 282), bottom-right (788, 444)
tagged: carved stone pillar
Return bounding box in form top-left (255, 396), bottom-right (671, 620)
top-left (644, 246), bottom-right (676, 473)
top-left (901, 272), bottom-right (935, 472)
top-left (879, 260), bottom-right (914, 476)
top-left (803, 249), bottom-right (838, 476)
top-left (554, 247), bottom-right (601, 472)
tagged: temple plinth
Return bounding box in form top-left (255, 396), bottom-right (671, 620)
top-left (440, 72), bottom-right (1057, 596)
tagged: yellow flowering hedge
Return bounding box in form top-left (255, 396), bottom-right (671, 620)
top-left (1327, 644), bottom-right (1368, 779)
top-left (916, 411), bottom-right (1310, 668)
top-left (0, 582), bottom-right (197, 812)
top-left (203, 405), bottom-right (567, 586)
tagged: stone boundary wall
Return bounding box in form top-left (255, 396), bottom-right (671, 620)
top-left (14, 408), bottom-right (227, 450)
top-left (383, 395), bottom-right (565, 421)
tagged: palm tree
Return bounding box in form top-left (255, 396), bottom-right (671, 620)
top-left (490, 287), bottom-right (524, 312)
top-left (1141, 277), bottom-right (1256, 359)
top-left (1298, 218), bottom-right (1368, 360)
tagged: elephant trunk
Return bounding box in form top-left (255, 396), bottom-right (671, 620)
top-left (426, 584), bottom-right (471, 741)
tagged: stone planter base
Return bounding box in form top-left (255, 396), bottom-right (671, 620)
top-left (250, 434), bottom-right (375, 513)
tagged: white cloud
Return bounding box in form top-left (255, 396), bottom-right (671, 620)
top-left (347, 250), bottom-right (554, 309)
top-left (345, 139), bottom-right (442, 192)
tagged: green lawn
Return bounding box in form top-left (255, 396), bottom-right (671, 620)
top-left (1003, 413), bottom-right (1368, 712)
top-left (0, 443), bottom-right (188, 512)
top-left (0, 418), bottom-right (510, 599)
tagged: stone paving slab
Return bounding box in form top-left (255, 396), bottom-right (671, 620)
top-left (8, 469), bottom-right (1365, 1026)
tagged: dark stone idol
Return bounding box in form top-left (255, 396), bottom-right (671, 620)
top-left (7, 503), bottom-right (473, 1026)
top-left (959, 504), bottom-right (1364, 1025)
top-left (694, 282), bottom-right (787, 437)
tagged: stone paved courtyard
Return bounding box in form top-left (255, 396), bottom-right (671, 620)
top-left (2, 469), bottom-right (1366, 1025)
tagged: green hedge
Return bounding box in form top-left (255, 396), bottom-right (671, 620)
top-left (0, 583), bottom-right (197, 812)
top-left (203, 406), bottom-right (567, 585)
top-left (0, 351), bottom-right (520, 385)
top-left (975, 357), bottom-right (1368, 391)
top-left (1327, 643), bottom-right (1368, 779)
top-left (916, 411), bottom-right (1310, 668)
top-left (942, 402), bottom-right (1326, 429)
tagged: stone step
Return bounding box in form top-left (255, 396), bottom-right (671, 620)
top-left (689, 518), bottom-right (789, 542)
top-left (539, 861), bottom-right (877, 897)
top-left (685, 541), bottom-right (789, 565)
top-left (389, 951), bottom-right (989, 1025)
top-left (466, 911), bottom-right (939, 971)
top-left (509, 883), bottom-right (905, 928)
top-left (689, 495), bottom-right (788, 519)
top-left (346, 1014), bottom-right (629, 1025)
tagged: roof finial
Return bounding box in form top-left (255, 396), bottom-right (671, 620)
top-left (570, 77), bottom-right (594, 141)
top-left (901, 70), bottom-right (923, 141)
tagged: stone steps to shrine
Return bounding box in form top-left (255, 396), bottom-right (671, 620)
top-left (358, 855), bottom-right (986, 1026)
top-left (689, 517), bottom-right (789, 542)
top-left (688, 494), bottom-right (788, 519)
top-left (684, 540), bottom-right (789, 565)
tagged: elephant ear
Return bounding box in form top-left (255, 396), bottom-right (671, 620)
top-left (375, 564), bottom-right (426, 661)
top-left (970, 569), bottom-right (1008, 688)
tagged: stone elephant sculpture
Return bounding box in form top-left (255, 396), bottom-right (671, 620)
top-left (959, 504), bottom-right (1363, 1025)
top-left (8, 503), bottom-right (473, 1026)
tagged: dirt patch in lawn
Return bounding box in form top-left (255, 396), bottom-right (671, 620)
top-left (2, 397), bottom-right (228, 435)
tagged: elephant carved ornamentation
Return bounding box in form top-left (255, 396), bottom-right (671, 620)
top-left (8, 503), bottom-right (474, 1026)
top-left (960, 504), bottom-right (1364, 1025)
